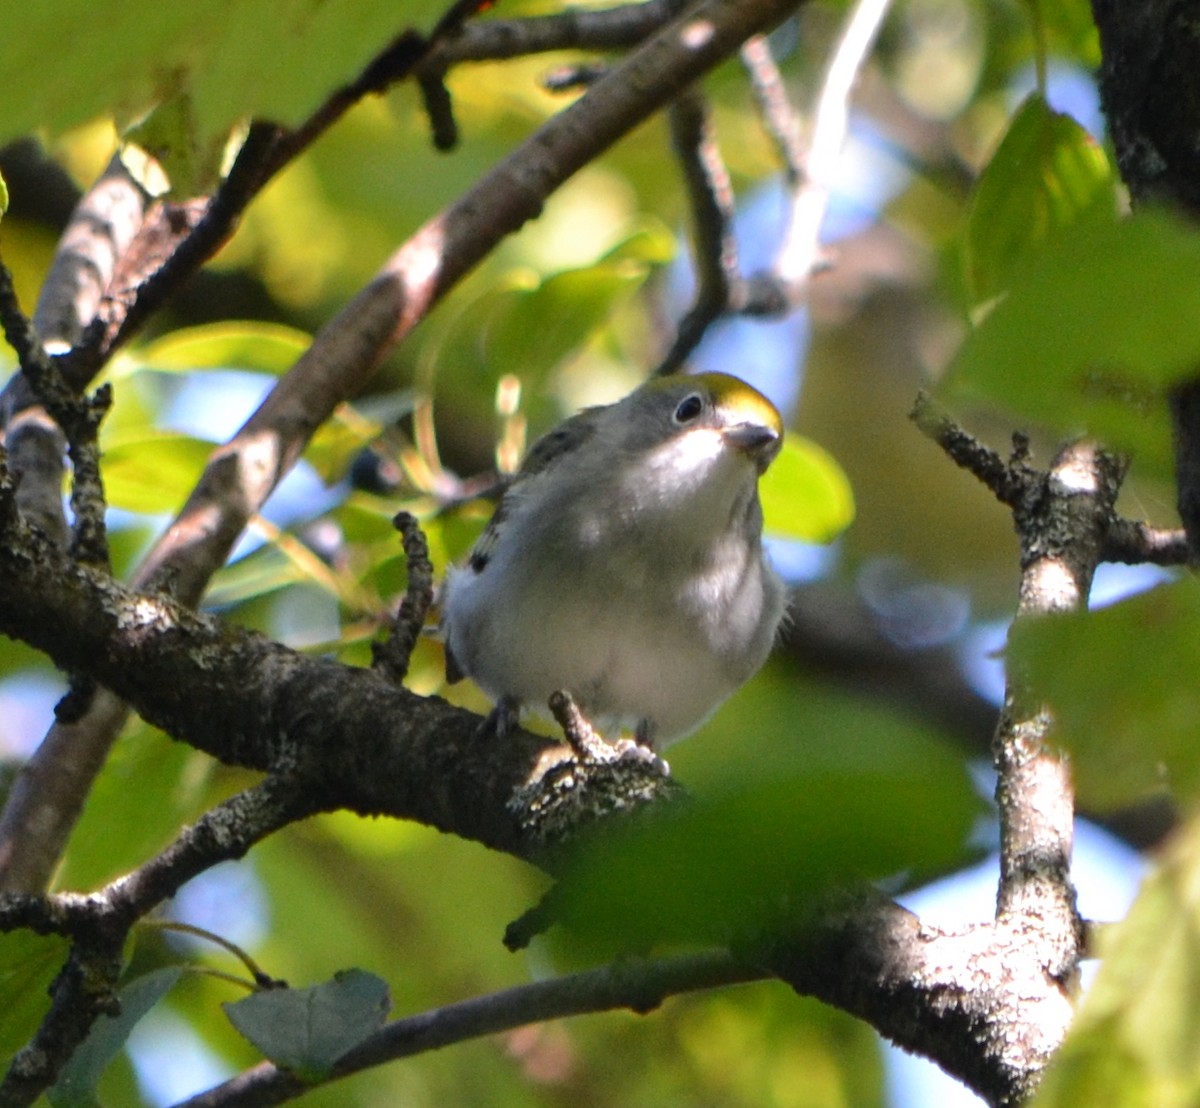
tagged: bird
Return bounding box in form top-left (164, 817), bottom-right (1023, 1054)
top-left (440, 372), bottom-right (787, 751)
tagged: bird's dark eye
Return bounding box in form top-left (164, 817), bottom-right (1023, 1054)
top-left (673, 393), bottom-right (704, 424)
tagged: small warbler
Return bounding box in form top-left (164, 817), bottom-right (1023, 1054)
top-left (441, 372), bottom-right (787, 749)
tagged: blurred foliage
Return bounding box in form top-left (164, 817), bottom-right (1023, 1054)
top-left (1, 0), bottom-right (1197, 1105)
top-left (963, 93), bottom-right (1114, 307)
top-left (0, 3), bottom-right (439, 174)
top-left (1012, 580), bottom-right (1200, 812)
top-left (1034, 814), bottom-right (1200, 1108)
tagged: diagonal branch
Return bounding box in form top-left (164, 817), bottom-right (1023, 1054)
top-left (0, 157), bottom-right (149, 546)
top-left (774, 0), bottom-right (892, 289)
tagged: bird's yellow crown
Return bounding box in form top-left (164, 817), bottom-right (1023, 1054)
top-left (665, 372), bottom-right (783, 437)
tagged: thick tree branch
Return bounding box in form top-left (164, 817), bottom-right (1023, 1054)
top-left (0, 476), bottom-right (678, 861)
top-left (757, 891), bottom-right (1072, 1108)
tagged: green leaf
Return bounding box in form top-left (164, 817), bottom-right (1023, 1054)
top-left (206, 545), bottom-right (309, 609)
top-left (1034, 814), bottom-right (1200, 1108)
top-left (761, 436), bottom-right (855, 544)
top-left (0, 3), bottom-right (435, 151)
top-left (435, 228), bottom-right (672, 393)
top-left (1011, 579), bottom-right (1200, 809)
top-left (49, 967), bottom-right (183, 1108)
top-left (56, 720), bottom-right (221, 890)
top-left (485, 232), bottom-right (672, 390)
top-left (943, 208), bottom-right (1200, 479)
top-left (964, 94), bottom-right (1114, 306)
top-left (123, 89), bottom-right (226, 198)
top-left (127, 321), bottom-right (312, 377)
top-left (0, 932), bottom-right (70, 1062)
top-left (100, 430), bottom-right (214, 514)
top-left (223, 969), bottom-right (391, 1080)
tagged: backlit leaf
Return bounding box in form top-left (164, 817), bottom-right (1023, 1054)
top-left (944, 209), bottom-right (1200, 480)
top-left (761, 436), bottom-right (854, 544)
top-left (100, 430), bottom-right (214, 514)
top-left (965, 94), bottom-right (1114, 306)
top-left (129, 321), bottom-right (312, 377)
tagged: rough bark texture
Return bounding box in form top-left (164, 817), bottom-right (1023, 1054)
top-left (1092, 0), bottom-right (1200, 554)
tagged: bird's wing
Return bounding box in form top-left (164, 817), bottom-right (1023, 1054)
top-left (464, 406), bottom-right (603, 574)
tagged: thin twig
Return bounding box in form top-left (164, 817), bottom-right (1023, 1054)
top-left (910, 391), bottom-right (1028, 507)
top-left (418, 67), bottom-right (459, 150)
top-left (64, 384), bottom-right (113, 569)
top-left (434, 0), bottom-right (691, 64)
top-left (371, 513), bottom-right (435, 683)
top-left (655, 90), bottom-right (741, 375)
top-left (0, 259), bottom-right (113, 572)
top-left (174, 950), bottom-right (761, 1108)
top-left (0, 260), bottom-right (81, 435)
top-left (741, 35), bottom-right (805, 186)
top-left (109, 776), bottom-right (320, 925)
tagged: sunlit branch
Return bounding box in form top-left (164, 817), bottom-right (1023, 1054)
top-left (912, 397), bottom-right (1115, 1100)
top-left (1102, 517), bottom-right (1190, 565)
top-left (0, 157), bottom-right (148, 546)
top-left (776, 0), bottom-right (893, 287)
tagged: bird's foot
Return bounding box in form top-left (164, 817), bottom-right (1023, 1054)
top-left (548, 692), bottom-right (668, 773)
top-left (548, 690), bottom-right (614, 762)
top-left (478, 696), bottom-right (521, 740)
